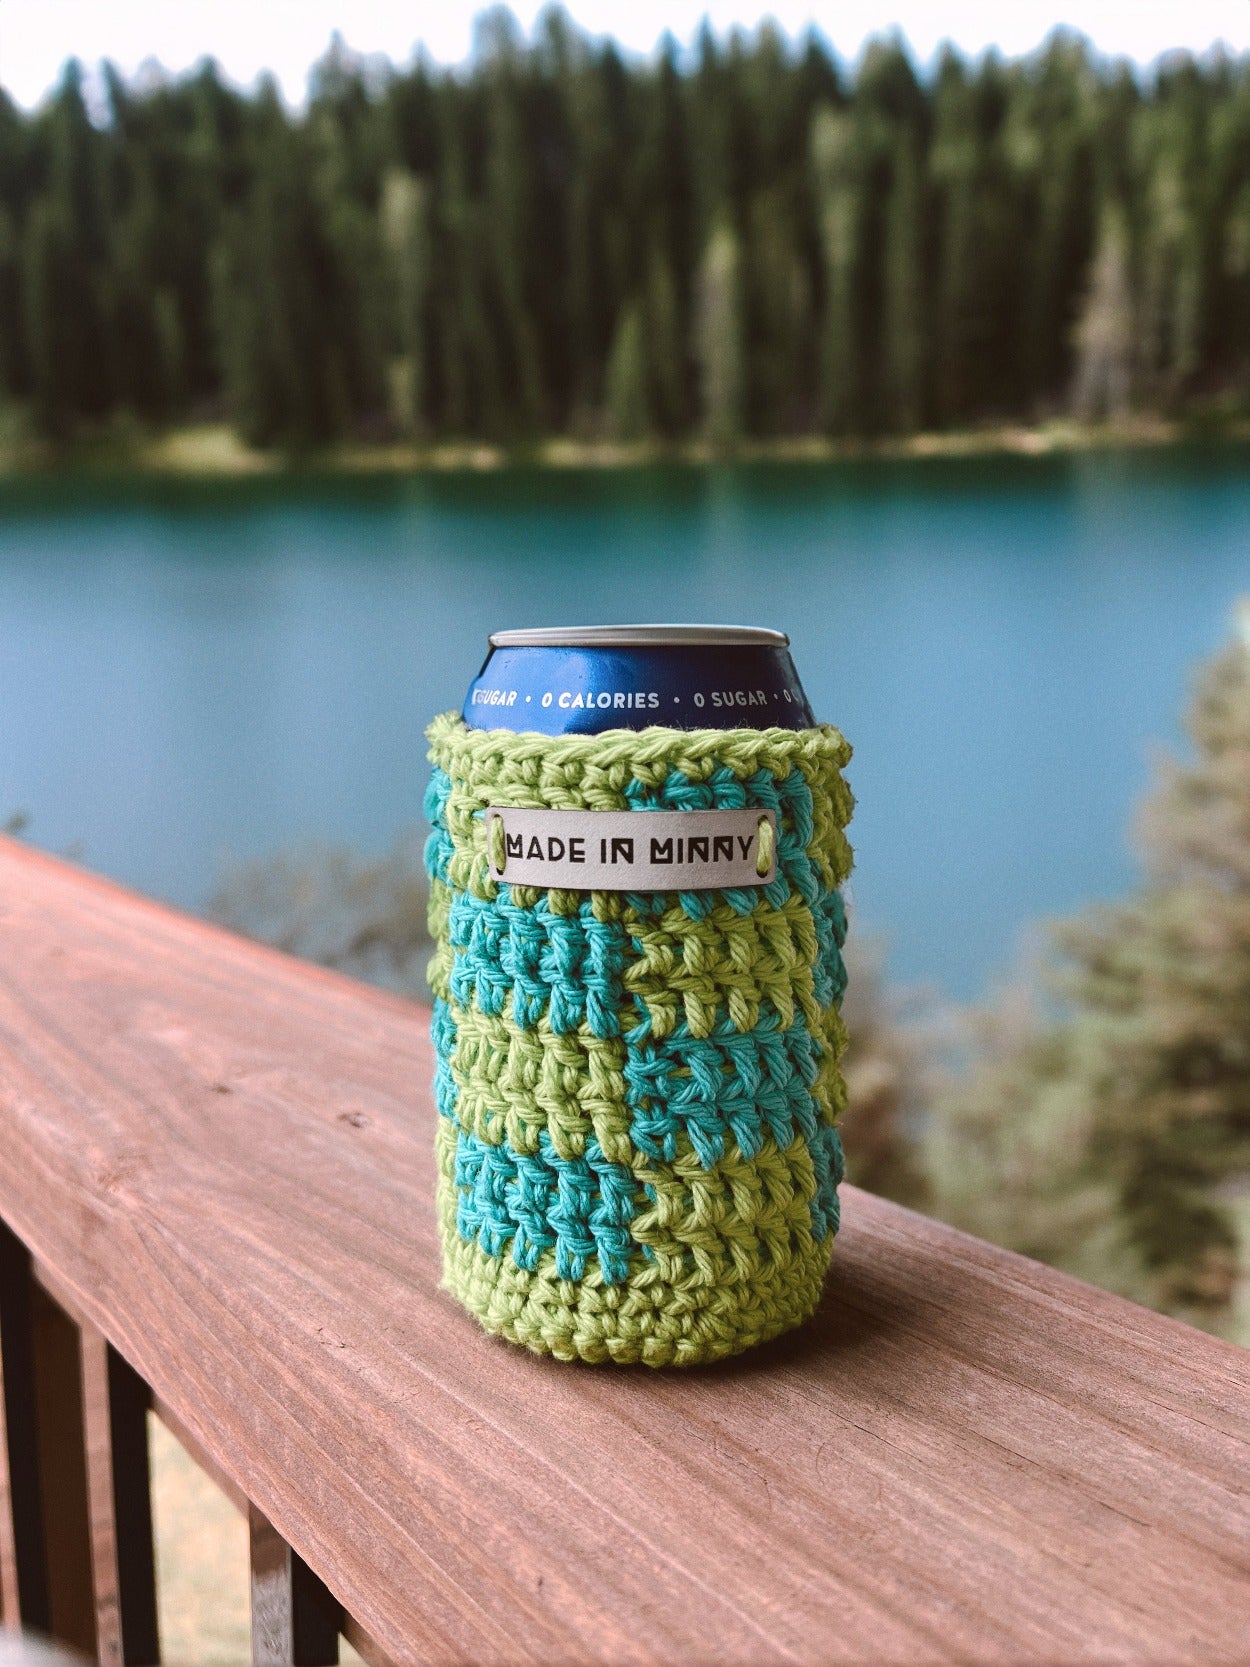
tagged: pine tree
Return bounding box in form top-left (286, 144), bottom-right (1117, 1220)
top-left (1060, 612), bottom-right (1250, 1324)
top-left (1222, 183), bottom-right (1250, 392)
top-left (636, 35), bottom-right (695, 420)
top-left (1207, 86), bottom-right (1250, 399)
top-left (380, 167), bottom-right (432, 434)
top-left (0, 207), bottom-right (26, 401)
top-left (643, 248), bottom-right (687, 435)
top-left (1070, 199), bottom-right (1135, 419)
top-left (744, 186), bottom-right (811, 434)
top-left (1136, 103), bottom-right (1205, 404)
top-left (481, 25), bottom-right (548, 433)
top-left (23, 196), bottom-right (84, 436)
top-left (1020, 44), bottom-right (1098, 413)
top-left (810, 106), bottom-right (861, 433)
top-left (21, 64), bottom-right (113, 434)
top-left (695, 218), bottom-right (745, 448)
top-left (561, 37), bottom-right (632, 428)
top-left (881, 127), bottom-right (926, 431)
top-left (211, 95), bottom-right (332, 446)
top-left (838, 941), bottom-right (931, 1207)
top-left (109, 259), bottom-right (182, 421)
top-left (925, 993), bottom-right (1139, 1293)
top-left (433, 104), bottom-right (509, 438)
top-left (605, 299), bottom-right (650, 440)
top-left (931, 613), bottom-right (1250, 1338)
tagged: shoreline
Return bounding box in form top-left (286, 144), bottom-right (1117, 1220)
top-left (2, 415), bottom-right (1248, 480)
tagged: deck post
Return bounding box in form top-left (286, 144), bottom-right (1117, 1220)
top-left (0, 1221), bottom-right (96, 1652)
top-left (80, 1325), bottom-right (160, 1665)
top-left (0, 1215), bottom-right (50, 1633)
top-left (249, 1505), bottom-right (340, 1667)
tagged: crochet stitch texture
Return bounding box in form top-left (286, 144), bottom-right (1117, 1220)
top-left (424, 713), bottom-right (854, 1366)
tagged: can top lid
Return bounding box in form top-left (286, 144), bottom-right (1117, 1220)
top-left (487, 623), bottom-right (791, 649)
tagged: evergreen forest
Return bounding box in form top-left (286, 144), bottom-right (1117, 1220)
top-left (3, 12), bottom-right (1250, 448)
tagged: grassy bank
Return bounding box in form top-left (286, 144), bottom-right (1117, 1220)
top-left (2, 413), bottom-right (1249, 481)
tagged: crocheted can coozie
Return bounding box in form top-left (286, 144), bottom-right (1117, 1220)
top-left (424, 713), bottom-right (854, 1367)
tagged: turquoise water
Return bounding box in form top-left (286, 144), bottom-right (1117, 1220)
top-left (2, 448), bottom-right (1249, 999)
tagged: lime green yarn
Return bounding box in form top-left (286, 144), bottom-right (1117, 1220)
top-left (440, 996), bottom-right (847, 1165)
top-left (425, 711), bottom-right (854, 900)
top-left (447, 1001), bottom-right (635, 1161)
top-left (424, 714), bottom-right (853, 1367)
top-left (435, 1117), bottom-right (835, 1367)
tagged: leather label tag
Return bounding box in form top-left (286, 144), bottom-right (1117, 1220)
top-left (485, 807), bottom-right (777, 890)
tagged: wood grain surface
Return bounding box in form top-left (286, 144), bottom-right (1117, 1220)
top-left (0, 837), bottom-right (1247, 1666)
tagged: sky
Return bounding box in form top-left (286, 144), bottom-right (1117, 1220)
top-left (1, 0), bottom-right (1248, 109)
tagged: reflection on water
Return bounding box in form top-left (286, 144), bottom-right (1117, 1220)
top-left (2, 447), bottom-right (1249, 999)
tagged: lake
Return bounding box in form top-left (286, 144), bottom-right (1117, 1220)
top-left (3, 446), bottom-right (1249, 1001)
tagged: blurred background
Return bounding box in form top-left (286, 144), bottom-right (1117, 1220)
top-left (3, 3), bottom-right (1250, 1637)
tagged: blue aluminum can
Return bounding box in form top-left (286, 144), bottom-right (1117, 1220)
top-left (462, 623), bottom-right (815, 734)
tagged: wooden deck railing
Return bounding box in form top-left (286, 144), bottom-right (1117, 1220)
top-left (0, 837), bottom-right (1247, 1666)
